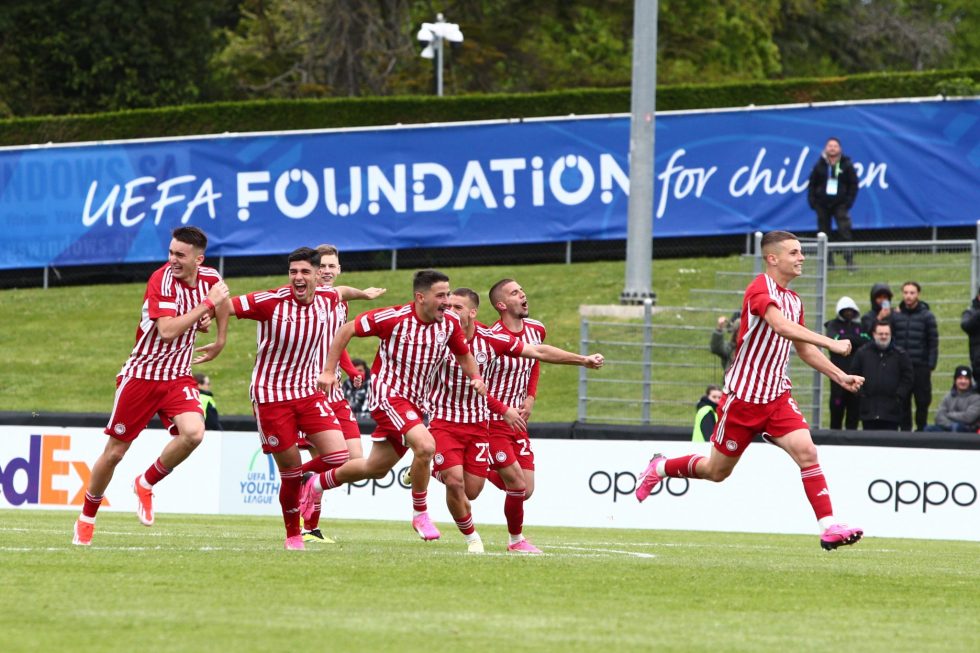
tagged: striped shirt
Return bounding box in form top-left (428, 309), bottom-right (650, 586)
top-left (318, 295), bottom-right (350, 403)
top-left (233, 285), bottom-right (342, 404)
top-left (486, 318), bottom-right (546, 421)
top-left (118, 264), bottom-right (222, 381)
top-left (430, 324), bottom-right (525, 423)
top-left (724, 273), bottom-right (804, 404)
top-left (355, 303), bottom-right (469, 411)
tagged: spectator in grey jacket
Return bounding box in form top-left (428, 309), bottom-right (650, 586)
top-left (960, 287), bottom-right (980, 386)
top-left (890, 281), bottom-right (939, 431)
top-left (925, 366), bottom-right (980, 432)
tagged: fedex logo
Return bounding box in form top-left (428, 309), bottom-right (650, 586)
top-left (0, 434), bottom-right (105, 507)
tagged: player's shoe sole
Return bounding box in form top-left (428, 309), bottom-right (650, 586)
top-left (820, 524), bottom-right (864, 551)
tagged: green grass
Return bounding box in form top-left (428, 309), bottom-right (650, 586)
top-left (2, 510), bottom-right (978, 653)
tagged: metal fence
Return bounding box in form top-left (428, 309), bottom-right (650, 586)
top-left (579, 231), bottom-right (980, 429)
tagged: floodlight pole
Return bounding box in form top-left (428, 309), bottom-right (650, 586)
top-left (620, 0), bottom-right (658, 305)
top-left (436, 16), bottom-right (444, 97)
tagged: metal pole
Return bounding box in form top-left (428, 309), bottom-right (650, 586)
top-left (753, 231), bottom-right (763, 275)
top-left (641, 298), bottom-right (653, 425)
top-left (578, 318), bottom-right (589, 422)
top-left (43, 266), bottom-right (49, 290)
top-left (565, 240), bottom-right (572, 264)
top-left (219, 256), bottom-right (225, 279)
top-left (813, 232), bottom-right (828, 428)
top-left (435, 16), bottom-right (444, 97)
top-left (620, 0), bottom-right (658, 305)
top-left (391, 249), bottom-right (397, 271)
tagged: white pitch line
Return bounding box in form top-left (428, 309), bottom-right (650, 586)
top-left (549, 545), bottom-right (656, 559)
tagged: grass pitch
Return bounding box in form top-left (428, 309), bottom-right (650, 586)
top-left (1, 510), bottom-right (977, 653)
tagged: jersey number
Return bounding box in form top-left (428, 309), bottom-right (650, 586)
top-left (516, 438), bottom-right (531, 456)
top-left (182, 387), bottom-right (201, 402)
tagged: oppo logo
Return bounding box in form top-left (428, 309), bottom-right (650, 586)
top-left (867, 479), bottom-right (977, 513)
top-left (588, 470), bottom-right (689, 503)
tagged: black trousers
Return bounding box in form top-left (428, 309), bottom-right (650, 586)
top-left (815, 204), bottom-right (853, 264)
top-left (829, 381), bottom-right (860, 429)
top-left (901, 363), bottom-right (933, 431)
top-left (863, 419), bottom-right (899, 431)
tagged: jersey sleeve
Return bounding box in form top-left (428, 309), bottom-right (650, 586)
top-left (746, 279), bottom-right (778, 317)
top-left (354, 306), bottom-right (395, 338)
top-left (145, 270), bottom-right (178, 320)
top-left (339, 350), bottom-right (359, 378)
top-left (486, 393), bottom-right (509, 416)
top-left (489, 331), bottom-right (525, 358)
top-left (527, 361), bottom-right (540, 398)
top-left (232, 290), bottom-right (277, 321)
top-left (447, 319), bottom-right (470, 357)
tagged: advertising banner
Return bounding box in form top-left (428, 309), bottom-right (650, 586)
top-left (2, 98), bottom-right (979, 270)
top-left (2, 427), bottom-right (976, 542)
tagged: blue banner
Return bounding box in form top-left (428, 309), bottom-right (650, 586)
top-left (1, 98), bottom-right (978, 269)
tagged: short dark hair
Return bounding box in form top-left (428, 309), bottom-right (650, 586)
top-left (872, 320), bottom-right (891, 334)
top-left (705, 384), bottom-right (721, 395)
top-left (172, 226), bottom-right (207, 250)
top-left (761, 231), bottom-right (798, 252)
top-left (452, 287), bottom-right (480, 308)
top-left (413, 269), bottom-right (449, 293)
top-left (826, 136), bottom-right (841, 146)
top-left (351, 358), bottom-right (367, 369)
top-left (287, 247), bottom-right (321, 267)
top-left (193, 372), bottom-right (207, 385)
top-left (489, 278), bottom-right (516, 307)
top-left (902, 281), bottom-right (921, 292)
top-left (316, 243), bottom-right (339, 258)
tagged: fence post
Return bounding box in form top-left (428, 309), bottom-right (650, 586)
top-left (641, 298), bottom-right (653, 425)
top-left (43, 266), bottom-right (49, 289)
top-left (391, 249), bottom-right (398, 271)
top-left (753, 231), bottom-right (763, 274)
top-left (565, 240), bottom-right (572, 264)
top-left (813, 232), bottom-right (828, 428)
top-left (975, 221), bottom-right (980, 294)
top-left (219, 256), bottom-right (225, 279)
top-left (578, 317), bottom-right (589, 422)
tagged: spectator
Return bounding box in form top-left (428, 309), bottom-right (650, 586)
top-left (808, 136), bottom-right (858, 269)
top-left (851, 321), bottom-right (913, 431)
top-left (860, 283), bottom-right (893, 335)
top-left (709, 310), bottom-right (740, 372)
top-left (925, 366), bottom-right (980, 433)
top-left (692, 384), bottom-right (722, 443)
top-left (193, 372), bottom-right (222, 431)
top-left (959, 287), bottom-right (980, 387)
top-left (342, 358), bottom-right (371, 419)
top-left (824, 296), bottom-right (867, 429)
top-left (891, 281), bottom-right (939, 431)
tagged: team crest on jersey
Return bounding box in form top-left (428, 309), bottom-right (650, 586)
top-left (495, 451), bottom-right (507, 462)
top-left (406, 410), bottom-right (419, 421)
top-left (434, 453), bottom-right (444, 465)
top-left (436, 331), bottom-right (447, 343)
top-left (476, 351), bottom-right (488, 364)
top-left (316, 307), bottom-right (327, 322)
top-left (725, 440), bottom-right (738, 452)
top-left (113, 423), bottom-right (127, 436)
top-left (267, 435), bottom-right (280, 448)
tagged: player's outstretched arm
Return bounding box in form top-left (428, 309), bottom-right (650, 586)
top-left (320, 321), bottom-right (358, 394)
top-left (795, 341), bottom-right (864, 392)
top-left (194, 299), bottom-right (231, 364)
top-left (763, 305), bottom-right (851, 356)
top-left (334, 285), bottom-right (386, 301)
top-left (454, 351), bottom-right (487, 396)
top-left (521, 343), bottom-right (604, 369)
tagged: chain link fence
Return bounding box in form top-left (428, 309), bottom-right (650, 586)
top-left (579, 231), bottom-right (980, 429)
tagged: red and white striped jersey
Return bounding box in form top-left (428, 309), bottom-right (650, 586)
top-left (430, 324), bottom-right (525, 423)
top-left (233, 285), bottom-right (342, 404)
top-left (724, 273), bottom-right (805, 404)
top-left (354, 303), bottom-right (469, 411)
top-left (118, 264), bottom-right (222, 381)
top-left (317, 293), bottom-right (349, 403)
top-left (485, 318), bottom-right (546, 421)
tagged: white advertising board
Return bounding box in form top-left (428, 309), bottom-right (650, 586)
top-left (2, 426), bottom-right (976, 541)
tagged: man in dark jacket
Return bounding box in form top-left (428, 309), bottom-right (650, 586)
top-left (851, 321), bottom-right (913, 431)
top-left (925, 366), bottom-right (980, 432)
top-left (960, 287), bottom-right (980, 386)
top-left (861, 283), bottom-right (893, 335)
top-left (824, 296), bottom-right (867, 429)
top-left (890, 281), bottom-right (939, 431)
top-left (808, 137), bottom-right (859, 268)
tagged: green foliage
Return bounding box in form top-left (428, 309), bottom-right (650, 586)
top-left (2, 510), bottom-right (979, 653)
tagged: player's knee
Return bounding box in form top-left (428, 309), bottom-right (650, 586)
top-left (103, 448), bottom-right (127, 467)
top-left (704, 465), bottom-right (732, 482)
top-left (413, 442), bottom-right (435, 461)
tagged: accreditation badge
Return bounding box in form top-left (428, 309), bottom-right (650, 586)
top-left (826, 176), bottom-right (838, 196)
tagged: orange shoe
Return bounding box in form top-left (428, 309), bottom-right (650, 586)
top-left (133, 476), bottom-right (155, 526)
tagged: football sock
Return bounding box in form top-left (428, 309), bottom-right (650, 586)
top-left (81, 493), bottom-right (103, 519)
top-left (279, 466), bottom-right (303, 538)
top-left (301, 449), bottom-right (349, 474)
top-left (504, 488), bottom-right (526, 536)
top-left (664, 454), bottom-right (705, 478)
top-left (142, 457), bottom-right (172, 487)
top-left (455, 513), bottom-right (476, 536)
top-left (412, 490), bottom-right (428, 514)
top-left (800, 464), bottom-right (834, 521)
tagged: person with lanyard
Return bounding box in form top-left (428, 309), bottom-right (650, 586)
top-left (807, 136), bottom-right (859, 269)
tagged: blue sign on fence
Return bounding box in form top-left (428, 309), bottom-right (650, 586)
top-left (1, 98), bottom-right (978, 270)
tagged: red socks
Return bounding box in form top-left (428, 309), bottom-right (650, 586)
top-left (82, 492), bottom-right (103, 519)
top-left (664, 454), bottom-right (705, 479)
top-left (142, 458), bottom-right (172, 486)
top-left (455, 513), bottom-right (476, 536)
top-left (279, 466), bottom-right (303, 538)
top-left (504, 488), bottom-right (526, 535)
top-left (800, 464), bottom-right (833, 521)
top-left (301, 450), bottom-right (349, 474)
top-left (412, 491), bottom-right (427, 513)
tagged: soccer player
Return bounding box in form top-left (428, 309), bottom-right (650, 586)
top-left (301, 269), bottom-right (485, 541)
top-left (430, 288), bottom-right (604, 553)
top-left (484, 279), bottom-right (546, 499)
top-left (634, 231), bottom-right (866, 551)
top-left (73, 226), bottom-right (230, 546)
top-left (296, 243), bottom-right (370, 543)
top-left (232, 247), bottom-right (384, 550)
